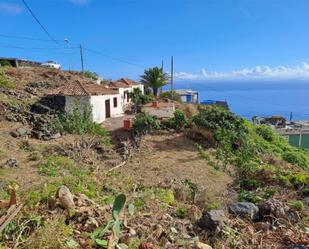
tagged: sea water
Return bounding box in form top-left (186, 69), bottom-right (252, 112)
top-left (172, 80), bottom-right (309, 121)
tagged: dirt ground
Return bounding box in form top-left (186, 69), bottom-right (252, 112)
top-left (117, 133), bottom-right (233, 203)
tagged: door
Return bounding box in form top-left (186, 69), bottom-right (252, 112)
top-left (105, 99), bottom-right (111, 118)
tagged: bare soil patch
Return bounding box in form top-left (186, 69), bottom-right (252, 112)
top-left (117, 133), bottom-right (233, 202)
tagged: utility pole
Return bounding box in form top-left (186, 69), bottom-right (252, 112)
top-left (171, 56), bottom-right (174, 91)
top-left (161, 60), bottom-right (164, 70)
top-left (80, 44), bottom-right (84, 73)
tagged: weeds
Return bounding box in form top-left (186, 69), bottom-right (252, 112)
top-left (55, 104), bottom-right (110, 145)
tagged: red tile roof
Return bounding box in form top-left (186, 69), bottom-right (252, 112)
top-left (49, 80), bottom-right (119, 96)
top-left (108, 78), bottom-right (139, 88)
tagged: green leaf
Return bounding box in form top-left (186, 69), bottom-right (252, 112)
top-left (112, 194), bottom-right (126, 220)
top-left (65, 238), bottom-right (79, 248)
top-left (95, 239), bottom-right (108, 248)
top-left (128, 203), bottom-right (135, 216)
top-left (118, 243), bottom-right (128, 249)
top-left (91, 220), bottom-right (113, 240)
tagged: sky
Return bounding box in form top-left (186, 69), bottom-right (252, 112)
top-left (0, 0), bottom-right (309, 80)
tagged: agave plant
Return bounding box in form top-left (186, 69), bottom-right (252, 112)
top-left (91, 194), bottom-right (127, 249)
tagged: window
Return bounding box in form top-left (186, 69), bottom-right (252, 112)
top-left (113, 97), bottom-right (118, 107)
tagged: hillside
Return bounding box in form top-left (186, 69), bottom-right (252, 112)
top-left (0, 67), bottom-right (308, 249)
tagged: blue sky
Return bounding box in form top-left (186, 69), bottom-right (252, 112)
top-left (1, 0), bottom-right (309, 80)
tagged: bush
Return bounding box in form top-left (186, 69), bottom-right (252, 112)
top-left (0, 70), bottom-right (15, 89)
top-left (282, 150), bottom-right (309, 169)
top-left (56, 105), bottom-right (109, 144)
top-left (176, 206), bottom-right (188, 219)
top-left (159, 91), bottom-right (182, 102)
top-left (128, 88), bottom-right (152, 106)
top-left (133, 112), bottom-right (160, 136)
top-left (193, 106), bottom-right (247, 136)
top-left (256, 125), bottom-right (275, 141)
top-left (84, 70), bottom-right (98, 80)
top-left (170, 110), bottom-right (188, 130)
top-left (0, 60), bottom-right (12, 67)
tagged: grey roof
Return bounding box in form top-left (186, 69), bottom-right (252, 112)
top-left (174, 89), bottom-right (198, 95)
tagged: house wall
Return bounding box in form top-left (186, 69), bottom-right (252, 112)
top-left (90, 94), bottom-right (123, 123)
top-left (65, 96), bottom-right (91, 115)
top-left (65, 94), bottom-right (123, 124)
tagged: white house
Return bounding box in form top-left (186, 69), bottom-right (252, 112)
top-left (51, 80), bottom-right (123, 123)
top-left (107, 78), bottom-right (144, 112)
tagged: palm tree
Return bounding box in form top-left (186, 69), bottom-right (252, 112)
top-left (140, 67), bottom-right (169, 97)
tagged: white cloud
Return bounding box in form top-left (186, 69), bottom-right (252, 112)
top-left (70, 0), bottom-right (91, 5)
top-left (174, 62), bottom-right (309, 81)
top-left (0, 3), bottom-right (23, 15)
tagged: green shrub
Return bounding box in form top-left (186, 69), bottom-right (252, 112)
top-left (238, 189), bottom-right (261, 204)
top-left (170, 110), bottom-right (188, 130)
top-left (84, 70), bottom-right (98, 80)
top-left (159, 90), bottom-right (182, 102)
top-left (282, 150), bottom-right (309, 169)
top-left (0, 70), bottom-right (15, 89)
top-left (288, 200), bottom-right (304, 211)
top-left (256, 125), bottom-right (275, 141)
top-left (128, 88), bottom-right (152, 106)
top-left (192, 106), bottom-right (247, 136)
top-left (158, 189), bottom-right (175, 205)
top-left (176, 206), bottom-right (188, 219)
top-left (206, 201), bottom-right (221, 211)
top-left (0, 60), bottom-right (12, 67)
top-left (56, 105), bottom-right (109, 144)
top-left (133, 112), bottom-right (160, 136)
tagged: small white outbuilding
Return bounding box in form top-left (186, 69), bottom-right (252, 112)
top-left (51, 80), bottom-right (123, 123)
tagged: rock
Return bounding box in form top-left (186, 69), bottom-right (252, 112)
top-left (258, 199), bottom-right (295, 221)
top-left (57, 186), bottom-right (75, 211)
top-left (195, 242), bottom-right (213, 249)
top-left (229, 202), bottom-right (259, 220)
top-left (11, 127), bottom-right (29, 138)
top-left (198, 209), bottom-right (227, 233)
top-left (6, 158), bottom-right (19, 168)
top-left (50, 132), bottom-right (61, 139)
top-left (304, 197), bottom-right (309, 207)
top-left (254, 221), bottom-right (271, 232)
top-left (129, 228), bottom-right (137, 237)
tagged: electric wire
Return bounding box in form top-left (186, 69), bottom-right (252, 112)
top-left (21, 0), bottom-right (59, 44)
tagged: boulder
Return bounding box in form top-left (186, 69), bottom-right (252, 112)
top-left (198, 209), bottom-right (227, 233)
top-left (11, 127), bottom-right (29, 138)
top-left (229, 202), bottom-right (259, 220)
top-left (57, 186), bottom-right (75, 211)
top-left (6, 158), bottom-right (19, 168)
top-left (258, 199), bottom-right (292, 221)
top-left (195, 242), bottom-right (213, 249)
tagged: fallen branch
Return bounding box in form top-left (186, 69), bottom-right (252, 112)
top-left (0, 204), bottom-right (23, 233)
top-left (108, 161), bottom-right (126, 172)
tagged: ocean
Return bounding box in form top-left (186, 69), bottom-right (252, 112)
top-left (172, 80), bottom-right (309, 121)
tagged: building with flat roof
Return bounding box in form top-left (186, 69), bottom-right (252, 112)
top-left (174, 89), bottom-right (199, 103)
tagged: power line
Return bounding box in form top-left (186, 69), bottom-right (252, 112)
top-left (0, 44), bottom-right (78, 50)
top-left (0, 33), bottom-right (65, 43)
top-left (22, 0), bottom-right (59, 44)
top-left (84, 47), bottom-right (148, 68)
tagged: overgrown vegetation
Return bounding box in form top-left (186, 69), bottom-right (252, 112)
top-left (0, 70), bottom-right (15, 89)
top-left (159, 90), bottom-right (182, 102)
top-left (132, 112), bottom-right (160, 136)
top-left (128, 88), bottom-right (153, 107)
top-left (84, 70), bottom-right (99, 80)
top-left (55, 104), bottom-right (109, 144)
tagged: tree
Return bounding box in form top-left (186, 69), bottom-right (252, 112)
top-left (140, 67), bottom-right (169, 97)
